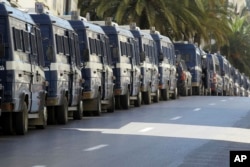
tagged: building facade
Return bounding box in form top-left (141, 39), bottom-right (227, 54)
top-left (8, 0), bottom-right (79, 16)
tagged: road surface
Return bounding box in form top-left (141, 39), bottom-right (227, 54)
top-left (1, 96), bottom-right (250, 167)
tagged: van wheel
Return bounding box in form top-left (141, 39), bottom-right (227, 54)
top-left (143, 91), bottom-right (151, 105)
top-left (153, 89), bottom-right (160, 103)
top-left (188, 87), bottom-right (192, 96)
top-left (161, 89), bottom-right (167, 101)
top-left (115, 96), bottom-right (121, 109)
top-left (73, 100), bottom-right (83, 120)
top-left (15, 102), bottom-right (28, 135)
top-left (165, 86), bottom-right (170, 100)
top-left (107, 95), bottom-right (115, 113)
top-left (1, 112), bottom-right (14, 135)
top-left (134, 92), bottom-right (141, 107)
top-left (47, 106), bottom-right (56, 124)
top-left (182, 86), bottom-right (188, 96)
top-left (121, 91), bottom-right (130, 109)
top-left (56, 97), bottom-right (68, 125)
top-left (36, 107), bottom-right (47, 129)
top-left (93, 93), bottom-right (102, 116)
top-left (172, 88), bottom-right (178, 99)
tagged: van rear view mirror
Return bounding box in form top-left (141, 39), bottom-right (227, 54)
top-left (83, 48), bottom-right (90, 62)
top-left (221, 70), bottom-right (225, 76)
top-left (46, 46), bottom-right (53, 61)
top-left (112, 47), bottom-right (119, 59)
top-left (159, 52), bottom-right (163, 62)
top-left (140, 52), bottom-right (145, 62)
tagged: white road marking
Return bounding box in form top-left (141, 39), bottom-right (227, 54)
top-left (84, 144), bottom-right (108, 151)
top-left (221, 99), bottom-right (227, 102)
top-left (170, 116), bottom-right (182, 120)
top-left (139, 127), bottom-right (154, 132)
top-left (209, 103), bottom-right (216, 106)
top-left (68, 122), bottom-right (250, 144)
top-left (193, 108), bottom-right (201, 111)
top-left (32, 166), bottom-right (46, 167)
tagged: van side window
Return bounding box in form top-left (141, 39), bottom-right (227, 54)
top-left (89, 37), bottom-right (96, 55)
top-left (126, 43), bottom-right (131, 57)
top-left (30, 33), bottom-right (37, 55)
top-left (134, 39), bottom-right (140, 65)
top-left (35, 28), bottom-right (44, 66)
top-left (74, 34), bottom-right (81, 66)
top-left (96, 39), bottom-right (101, 56)
top-left (63, 36), bottom-right (69, 56)
top-left (55, 34), bottom-right (63, 54)
top-left (23, 31), bottom-right (30, 53)
top-left (120, 41), bottom-right (125, 56)
top-left (12, 27), bottom-right (23, 51)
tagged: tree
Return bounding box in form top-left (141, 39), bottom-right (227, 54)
top-left (221, 6), bottom-right (250, 75)
top-left (78, 0), bottom-right (231, 45)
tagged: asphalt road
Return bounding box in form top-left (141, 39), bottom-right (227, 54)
top-left (1, 96), bottom-right (250, 167)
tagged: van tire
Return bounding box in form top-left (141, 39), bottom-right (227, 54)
top-left (153, 89), bottom-right (160, 102)
top-left (47, 107), bottom-right (56, 124)
top-left (107, 95), bottom-right (115, 113)
top-left (115, 96), bottom-right (121, 109)
top-left (143, 91), bottom-right (151, 105)
top-left (188, 87), bottom-right (192, 96)
top-left (15, 102), bottom-right (28, 135)
top-left (172, 88), bottom-right (178, 99)
top-left (161, 89), bottom-right (167, 100)
top-left (134, 92), bottom-right (141, 107)
top-left (93, 93), bottom-right (102, 116)
top-left (121, 91), bottom-right (130, 109)
top-left (183, 86), bottom-right (188, 96)
top-left (56, 97), bottom-right (68, 125)
top-left (73, 100), bottom-right (83, 120)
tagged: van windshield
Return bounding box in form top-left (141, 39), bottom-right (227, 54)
top-left (177, 49), bottom-right (195, 67)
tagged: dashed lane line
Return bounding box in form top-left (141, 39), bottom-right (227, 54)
top-left (84, 144), bottom-right (108, 151)
top-left (193, 108), bottom-right (201, 111)
top-left (170, 116), bottom-right (182, 120)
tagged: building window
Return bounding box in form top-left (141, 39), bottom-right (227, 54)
top-left (64, 0), bottom-right (71, 15)
top-left (53, 0), bottom-right (56, 10)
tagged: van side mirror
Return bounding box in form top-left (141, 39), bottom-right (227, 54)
top-left (159, 52), bottom-right (163, 62)
top-left (221, 70), bottom-right (225, 76)
top-left (83, 48), bottom-right (90, 62)
top-left (112, 47), bottom-right (119, 59)
top-left (140, 52), bottom-right (145, 62)
top-left (0, 43), bottom-right (4, 57)
top-left (46, 46), bottom-right (53, 61)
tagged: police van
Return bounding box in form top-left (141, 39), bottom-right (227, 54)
top-left (217, 54), bottom-right (232, 96)
top-left (69, 17), bottom-right (115, 115)
top-left (174, 42), bottom-right (204, 95)
top-left (0, 2), bottom-right (47, 134)
top-left (128, 24), bottom-right (160, 104)
top-left (142, 28), bottom-right (173, 100)
top-left (30, 12), bottom-right (83, 124)
top-left (92, 19), bottom-right (142, 109)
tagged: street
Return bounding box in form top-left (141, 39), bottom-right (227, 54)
top-left (1, 96), bottom-right (250, 167)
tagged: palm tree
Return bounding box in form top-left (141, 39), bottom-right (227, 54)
top-left (78, 1), bottom-right (231, 44)
top-left (221, 6), bottom-right (250, 74)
